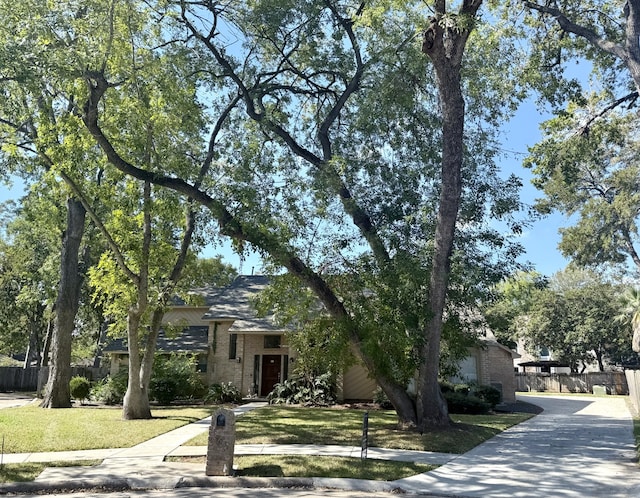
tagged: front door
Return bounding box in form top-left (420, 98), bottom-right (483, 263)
top-left (260, 355), bottom-right (282, 397)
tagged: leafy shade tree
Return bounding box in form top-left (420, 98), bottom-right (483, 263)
top-left (0, 0), bottom-right (209, 416)
top-left (1, 0), bottom-right (526, 429)
top-left (525, 101), bottom-right (640, 271)
top-left (523, 268), bottom-right (631, 372)
top-left (0, 192), bottom-right (63, 366)
top-left (81, 0), bottom-right (525, 429)
top-left (85, 178), bottom-right (201, 420)
top-left (484, 271), bottom-right (548, 349)
top-left (499, 2), bottom-right (640, 276)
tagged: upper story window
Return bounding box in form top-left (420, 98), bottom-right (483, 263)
top-left (229, 333), bottom-right (238, 359)
top-left (264, 335), bottom-right (281, 349)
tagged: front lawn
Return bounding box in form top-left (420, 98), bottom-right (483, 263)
top-left (0, 461), bottom-right (99, 484)
top-left (0, 405), bottom-right (212, 454)
top-left (170, 455), bottom-right (435, 481)
top-left (185, 406), bottom-right (533, 454)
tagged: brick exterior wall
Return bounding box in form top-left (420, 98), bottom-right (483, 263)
top-left (207, 321), bottom-right (291, 397)
top-left (485, 343), bottom-right (517, 403)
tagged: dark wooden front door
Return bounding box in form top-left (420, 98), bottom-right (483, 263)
top-left (261, 355), bottom-right (282, 397)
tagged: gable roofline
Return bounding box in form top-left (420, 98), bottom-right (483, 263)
top-left (201, 275), bottom-right (282, 331)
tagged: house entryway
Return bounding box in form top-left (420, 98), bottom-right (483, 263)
top-left (260, 355), bottom-right (282, 397)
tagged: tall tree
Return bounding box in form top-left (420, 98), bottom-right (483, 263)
top-left (41, 198), bottom-right (86, 408)
top-left (523, 268), bottom-right (631, 372)
top-left (498, 2), bottom-right (640, 274)
top-left (2, 0), bottom-right (525, 429)
top-left (79, 0), bottom-right (523, 429)
top-left (0, 195), bottom-right (60, 364)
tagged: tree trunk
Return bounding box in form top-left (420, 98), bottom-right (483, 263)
top-left (40, 309), bottom-right (55, 368)
top-left (41, 198), bottom-right (86, 408)
top-left (416, 1), bottom-right (481, 430)
top-left (122, 308), bottom-right (152, 419)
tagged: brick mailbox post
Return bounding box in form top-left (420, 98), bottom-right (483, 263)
top-left (205, 408), bottom-right (236, 476)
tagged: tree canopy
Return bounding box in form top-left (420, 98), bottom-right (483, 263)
top-left (1, 0), bottom-right (534, 428)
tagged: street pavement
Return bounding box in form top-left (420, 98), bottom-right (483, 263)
top-left (1, 394), bottom-right (639, 497)
top-left (0, 391), bottom-right (36, 409)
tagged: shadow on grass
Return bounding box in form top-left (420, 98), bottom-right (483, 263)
top-left (237, 464), bottom-right (285, 477)
top-left (152, 415), bottom-right (202, 423)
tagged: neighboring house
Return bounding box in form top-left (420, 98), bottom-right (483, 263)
top-left (453, 333), bottom-right (520, 403)
top-left (103, 275), bottom-right (518, 403)
top-left (514, 340), bottom-right (571, 374)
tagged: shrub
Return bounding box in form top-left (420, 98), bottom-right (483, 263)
top-left (474, 384), bottom-right (502, 408)
top-left (69, 376), bottom-right (91, 402)
top-left (205, 382), bottom-right (242, 404)
top-left (150, 353), bottom-right (207, 403)
top-left (373, 387), bottom-right (393, 409)
top-left (439, 381), bottom-right (455, 393)
top-left (150, 377), bottom-right (180, 405)
top-left (444, 391), bottom-right (490, 414)
top-left (268, 373), bottom-right (336, 406)
top-left (90, 371), bottom-right (128, 405)
top-left (453, 383), bottom-right (471, 395)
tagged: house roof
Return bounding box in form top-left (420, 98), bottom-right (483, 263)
top-left (102, 325), bottom-right (209, 354)
top-left (201, 275), bottom-right (283, 333)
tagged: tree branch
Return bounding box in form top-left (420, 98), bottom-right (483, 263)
top-left (58, 169), bottom-right (140, 285)
top-left (523, 1), bottom-right (627, 60)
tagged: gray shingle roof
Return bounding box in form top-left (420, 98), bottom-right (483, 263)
top-left (201, 275), bottom-right (282, 332)
top-left (102, 325), bottom-right (209, 353)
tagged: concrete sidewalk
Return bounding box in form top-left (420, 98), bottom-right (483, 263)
top-left (2, 395), bottom-right (640, 497)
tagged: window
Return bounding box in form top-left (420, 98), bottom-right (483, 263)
top-left (264, 335), bottom-right (281, 349)
top-left (229, 334), bottom-right (237, 360)
top-left (196, 354), bottom-right (207, 373)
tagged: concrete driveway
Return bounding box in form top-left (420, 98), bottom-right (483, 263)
top-left (396, 393), bottom-right (640, 497)
top-left (0, 392), bottom-right (36, 409)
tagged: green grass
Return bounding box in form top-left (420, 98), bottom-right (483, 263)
top-left (171, 455), bottom-right (434, 481)
top-left (0, 405), bottom-right (212, 454)
top-left (184, 406), bottom-right (533, 454)
top-left (0, 461), bottom-right (100, 483)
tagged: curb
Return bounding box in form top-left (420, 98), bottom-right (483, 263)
top-left (0, 477), bottom-right (130, 495)
top-left (0, 475), bottom-right (408, 496)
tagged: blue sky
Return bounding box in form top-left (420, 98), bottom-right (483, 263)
top-left (499, 101), bottom-right (572, 278)
top-left (0, 100), bottom-right (572, 278)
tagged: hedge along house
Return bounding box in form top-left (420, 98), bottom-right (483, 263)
top-left (103, 275), bottom-right (519, 403)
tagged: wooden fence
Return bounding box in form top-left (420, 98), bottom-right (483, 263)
top-left (516, 372), bottom-right (628, 395)
top-left (625, 370), bottom-right (640, 415)
top-left (0, 366), bottom-right (109, 392)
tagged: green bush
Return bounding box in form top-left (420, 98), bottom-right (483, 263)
top-left (444, 391), bottom-right (490, 414)
top-left (205, 382), bottom-right (242, 404)
top-left (69, 376), bottom-right (91, 402)
top-left (90, 371), bottom-right (128, 405)
top-left (268, 373), bottom-right (336, 406)
top-left (150, 377), bottom-right (180, 405)
top-left (439, 381), bottom-right (455, 393)
top-left (150, 354), bottom-right (207, 404)
top-left (453, 383), bottom-right (471, 395)
top-left (474, 385), bottom-right (502, 408)
top-left (373, 387), bottom-right (393, 409)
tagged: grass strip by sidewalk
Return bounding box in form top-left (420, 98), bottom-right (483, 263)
top-left (170, 455), bottom-right (435, 481)
top-left (0, 461), bottom-right (100, 483)
top-left (0, 405), bottom-right (212, 454)
top-left (185, 406), bottom-right (533, 454)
